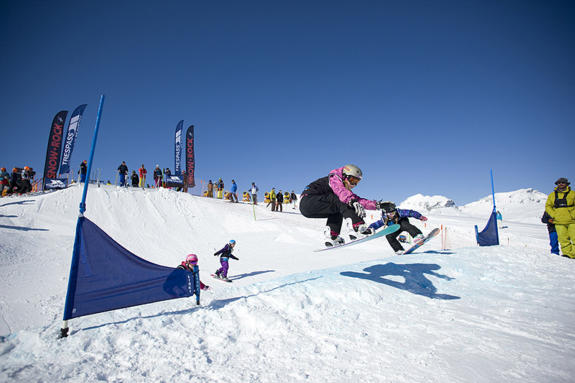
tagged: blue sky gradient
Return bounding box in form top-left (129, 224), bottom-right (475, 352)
top-left (1, 1), bottom-right (573, 205)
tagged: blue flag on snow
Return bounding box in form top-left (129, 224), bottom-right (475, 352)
top-left (475, 211), bottom-right (499, 246)
top-left (63, 217), bottom-right (200, 320)
top-left (59, 104), bottom-right (87, 177)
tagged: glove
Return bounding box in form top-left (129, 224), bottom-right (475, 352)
top-left (349, 199), bottom-right (366, 218)
top-left (421, 216), bottom-right (428, 222)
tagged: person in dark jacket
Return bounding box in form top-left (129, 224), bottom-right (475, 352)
top-left (117, 161), bottom-right (128, 187)
top-left (542, 211), bottom-right (560, 255)
top-left (131, 170), bottom-right (139, 187)
top-left (153, 165), bottom-right (163, 187)
top-left (299, 165), bottom-right (379, 247)
top-left (213, 240), bottom-right (239, 281)
top-left (276, 189), bottom-right (284, 212)
top-left (370, 202), bottom-right (428, 255)
top-left (79, 160), bottom-right (87, 183)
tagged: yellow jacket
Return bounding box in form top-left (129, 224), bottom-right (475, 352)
top-left (545, 186), bottom-right (575, 225)
top-left (269, 189), bottom-right (277, 200)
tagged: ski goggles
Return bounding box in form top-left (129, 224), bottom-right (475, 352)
top-left (346, 176), bottom-right (360, 186)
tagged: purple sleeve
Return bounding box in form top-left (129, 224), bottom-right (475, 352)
top-left (328, 167), bottom-right (377, 210)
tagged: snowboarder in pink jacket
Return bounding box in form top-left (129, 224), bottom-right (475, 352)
top-left (299, 165), bottom-right (380, 247)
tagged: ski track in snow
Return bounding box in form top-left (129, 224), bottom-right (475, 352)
top-left (1, 185), bottom-right (574, 383)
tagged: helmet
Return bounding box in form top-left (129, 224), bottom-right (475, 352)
top-left (380, 201), bottom-right (396, 213)
top-left (186, 254), bottom-right (198, 265)
top-left (342, 164), bottom-right (362, 180)
top-left (229, 239), bottom-right (236, 245)
top-left (24, 166), bottom-right (30, 170)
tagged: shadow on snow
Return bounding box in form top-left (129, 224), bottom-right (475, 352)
top-left (341, 262), bottom-right (460, 300)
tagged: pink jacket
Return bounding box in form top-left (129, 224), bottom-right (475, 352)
top-left (328, 167), bottom-right (377, 210)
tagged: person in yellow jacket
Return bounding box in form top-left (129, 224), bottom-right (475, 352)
top-left (268, 188), bottom-right (277, 211)
top-left (545, 177), bottom-right (575, 259)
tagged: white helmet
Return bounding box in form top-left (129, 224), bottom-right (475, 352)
top-left (342, 164), bottom-right (362, 180)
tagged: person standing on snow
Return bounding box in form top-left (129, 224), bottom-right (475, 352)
top-left (541, 211), bottom-right (560, 256)
top-left (131, 170), bottom-right (139, 187)
top-left (153, 165), bottom-right (162, 188)
top-left (79, 160), bottom-right (87, 183)
top-left (230, 179), bottom-right (238, 203)
top-left (369, 202), bottom-right (427, 255)
top-left (250, 182), bottom-right (259, 205)
top-left (545, 177), bottom-right (575, 259)
top-left (117, 161), bottom-right (128, 187)
top-left (299, 164), bottom-right (380, 247)
top-left (276, 189), bottom-right (284, 212)
top-left (138, 164), bottom-right (147, 188)
top-left (213, 240), bottom-right (239, 281)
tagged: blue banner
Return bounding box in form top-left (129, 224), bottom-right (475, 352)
top-left (59, 104), bottom-right (87, 176)
top-left (63, 217), bottom-right (200, 320)
top-left (175, 120), bottom-right (183, 176)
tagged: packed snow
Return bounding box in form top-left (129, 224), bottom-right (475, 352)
top-left (1, 184), bottom-right (574, 382)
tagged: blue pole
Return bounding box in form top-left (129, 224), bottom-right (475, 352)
top-left (79, 95), bottom-right (105, 215)
top-left (60, 95), bottom-right (105, 338)
top-left (490, 169), bottom-right (496, 212)
top-left (490, 169), bottom-right (500, 245)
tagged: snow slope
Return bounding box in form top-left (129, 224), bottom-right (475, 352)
top-left (1, 185), bottom-right (574, 382)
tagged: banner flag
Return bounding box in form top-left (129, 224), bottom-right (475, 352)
top-left (185, 125), bottom-right (195, 188)
top-left (59, 104), bottom-right (87, 177)
top-left (63, 217), bottom-right (200, 320)
top-left (175, 120), bottom-right (183, 176)
top-left (43, 110), bottom-right (68, 190)
top-left (475, 211), bottom-right (499, 246)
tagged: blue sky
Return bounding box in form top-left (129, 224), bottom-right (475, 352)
top-left (1, 0), bottom-right (573, 205)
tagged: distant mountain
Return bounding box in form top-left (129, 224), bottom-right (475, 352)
top-left (399, 193), bottom-right (457, 211)
top-left (399, 188), bottom-right (547, 224)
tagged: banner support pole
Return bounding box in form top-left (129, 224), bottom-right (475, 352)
top-left (60, 95), bottom-right (105, 338)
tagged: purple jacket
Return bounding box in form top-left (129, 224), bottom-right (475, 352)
top-left (369, 208), bottom-right (423, 231)
top-left (328, 167), bottom-right (377, 210)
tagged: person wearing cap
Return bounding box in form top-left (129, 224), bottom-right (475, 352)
top-left (545, 178), bottom-right (575, 259)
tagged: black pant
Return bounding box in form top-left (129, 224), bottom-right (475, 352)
top-left (387, 218), bottom-right (422, 252)
top-left (299, 193), bottom-right (364, 236)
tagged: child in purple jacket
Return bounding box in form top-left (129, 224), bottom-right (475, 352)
top-left (370, 202), bottom-right (428, 255)
top-left (214, 240), bottom-right (239, 281)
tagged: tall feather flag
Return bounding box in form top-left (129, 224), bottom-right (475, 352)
top-left (185, 125), bottom-right (195, 188)
top-left (174, 120), bottom-right (183, 176)
top-left (59, 104), bottom-right (87, 177)
top-left (42, 110), bottom-right (68, 190)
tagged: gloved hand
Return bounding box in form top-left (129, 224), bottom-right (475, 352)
top-left (421, 216), bottom-right (428, 221)
top-left (349, 199), bottom-right (366, 218)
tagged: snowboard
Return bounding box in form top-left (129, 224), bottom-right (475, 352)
top-left (403, 228), bottom-right (440, 255)
top-left (314, 224), bottom-right (401, 252)
top-left (211, 274), bottom-right (232, 283)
